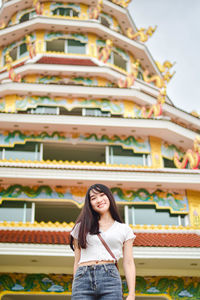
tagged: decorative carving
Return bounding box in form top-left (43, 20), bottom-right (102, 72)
top-left (0, 273), bottom-right (200, 299)
top-left (0, 130), bottom-right (150, 153)
top-left (117, 60), bottom-right (139, 88)
top-left (156, 60), bottom-right (174, 73)
top-left (156, 60), bottom-right (176, 84)
top-left (33, 0), bottom-right (43, 15)
top-left (174, 136), bottom-right (200, 169)
top-left (126, 26), bottom-right (157, 42)
top-left (141, 89), bottom-right (166, 118)
top-left (98, 39), bottom-right (113, 63)
top-left (111, 0), bottom-right (131, 8)
top-left (143, 70), bottom-right (166, 89)
top-left (0, 185), bottom-right (188, 213)
top-left (89, 0), bottom-right (103, 19)
top-left (5, 52), bottom-right (21, 82)
top-left (190, 111), bottom-right (200, 118)
top-left (26, 35), bottom-right (36, 59)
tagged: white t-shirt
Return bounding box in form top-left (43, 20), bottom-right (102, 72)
top-left (70, 221), bottom-right (136, 264)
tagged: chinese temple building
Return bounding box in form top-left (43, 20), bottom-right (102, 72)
top-left (0, 0), bottom-right (200, 299)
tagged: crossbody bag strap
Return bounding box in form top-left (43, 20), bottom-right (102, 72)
top-left (97, 233), bottom-right (119, 270)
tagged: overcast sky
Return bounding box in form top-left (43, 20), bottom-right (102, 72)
top-left (0, 0), bottom-right (199, 114)
top-left (129, 0), bottom-right (200, 114)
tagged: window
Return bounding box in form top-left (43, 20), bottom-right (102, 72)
top-left (19, 43), bottom-right (28, 56)
top-left (59, 107), bottom-right (82, 116)
top-left (19, 11), bottom-right (36, 23)
top-left (35, 202), bottom-right (80, 223)
top-left (20, 12), bottom-right (30, 23)
top-left (46, 38), bottom-right (65, 52)
top-left (99, 15), bottom-right (110, 28)
top-left (18, 106), bottom-right (83, 116)
top-left (0, 201), bottom-right (32, 223)
top-left (43, 143), bottom-right (105, 163)
top-left (126, 205), bottom-right (187, 226)
top-left (113, 51), bottom-right (127, 70)
top-left (52, 7), bottom-right (79, 17)
top-left (83, 108), bottom-right (111, 117)
top-left (9, 47), bottom-right (17, 61)
top-left (108, 51), bottom-right (127, 70)
top-left (4, 142), bottom-right (41, 161)
top-left (27, 106), bottom-right (59, 115)
top-left (109, 146), bottom-right (149, 166)
top-left (68, 39), bottom-right (86, 54)
top-left (163, 157), bottom-right (176, 168)
top-left (46, 38), bottom-right (86, 54)
top-left (3, 43), bottom-right (28, 65)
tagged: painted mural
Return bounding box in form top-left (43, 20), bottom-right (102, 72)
top-left (0, 130), bottom-right (150, 154)
top-left (0, 185), bottom-right (189, 213)
top-left (0, 95), bottom-right (146, 118)
top-left (0, 273), bottom-right (199, 299)
top-left (44, 32), bottom-right (88, 43)
top-left (22, 75), bottom-right (115, 87)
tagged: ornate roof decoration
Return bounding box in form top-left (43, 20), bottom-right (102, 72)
top-left (126, 26), bottom-right (157, 43)
top-left (174, 136), bottom-right (200, 169)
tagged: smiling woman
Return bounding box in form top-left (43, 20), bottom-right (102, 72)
top-left (70, 183), bottom-right (136, 300)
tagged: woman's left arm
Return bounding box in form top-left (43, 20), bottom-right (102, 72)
top-left (123, 239), bottom-right (136, 300)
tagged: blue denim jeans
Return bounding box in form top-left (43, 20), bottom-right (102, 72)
top-left (71, 263), bottom-right (123, 299)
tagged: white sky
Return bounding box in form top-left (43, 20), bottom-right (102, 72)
top-left (129, 0), bottom-right (200, 114)
top-left (0, 0), bottom-right (199, 114)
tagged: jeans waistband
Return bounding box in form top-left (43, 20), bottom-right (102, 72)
top-left (78, 263), bottom-right (116, 272)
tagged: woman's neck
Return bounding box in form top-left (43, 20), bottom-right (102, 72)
top-left (99, 212), bottom-right (114, 224)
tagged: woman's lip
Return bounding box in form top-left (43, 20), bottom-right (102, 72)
top-left (97, 202), bottom-right (105, 208)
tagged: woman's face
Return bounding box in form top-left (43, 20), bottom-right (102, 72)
top-left (90, 189), bottom-right (110, 215)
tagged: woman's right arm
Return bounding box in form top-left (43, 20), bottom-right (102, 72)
top-left (73, 238), bottom-right (81, 275)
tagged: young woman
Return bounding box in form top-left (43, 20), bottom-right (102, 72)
top-left (70, 183), bottom-right (136, 300)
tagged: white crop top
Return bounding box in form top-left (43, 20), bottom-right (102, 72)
top-left (70, 221), bottom-right (136, 264)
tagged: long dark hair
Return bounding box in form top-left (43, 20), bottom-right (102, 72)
top-left (70, 183), bottom-right (122, 250)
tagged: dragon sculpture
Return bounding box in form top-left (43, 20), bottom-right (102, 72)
top-left (191, 111), bottom-right (200, 118)
top-left (26, 35), bottom-right (36, 59)
top-left (141, 89), bottom-right (166, 118)
top-left (89, 0), bottom-right (103, 19)
top-left (174, 136), bottom-right (200, 169)
top-left (156, 60), bottom-right (176, 83)
top-left (33, 0), bottom-right (43, 15)
top-left (98, 39), bottom-right (113, 63)
top-left (5, 52), bottom-right (21, 82)
top-left (126, 26), bottom-right (157, 42)
top-left (117, 60), bottom-right (140, 88)
top-left (143, 70), bottom-right (166, 89)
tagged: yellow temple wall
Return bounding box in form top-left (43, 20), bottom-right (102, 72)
top-left (187, 190), bottom-right (200, 228)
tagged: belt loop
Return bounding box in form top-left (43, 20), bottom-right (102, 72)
top-left (103, 264), bottom-right (108, 272)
